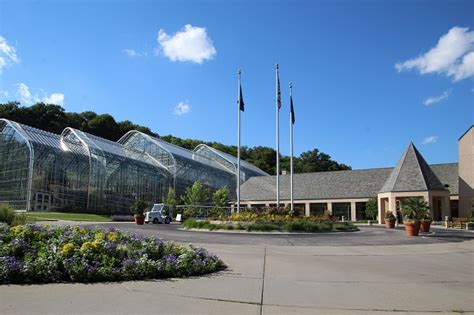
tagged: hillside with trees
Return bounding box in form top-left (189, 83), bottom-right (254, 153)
top-left (0, 102), bottom-right (351, 174)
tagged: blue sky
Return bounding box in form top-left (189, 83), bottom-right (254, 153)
top-left (0, 0), bottom-right (473, 170)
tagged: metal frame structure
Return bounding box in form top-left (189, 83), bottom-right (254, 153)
top-left (119, 131), bottom-right (252, 198)
top-left (0, 119), bottom-right (267, 213)
top-left (0, 119), bottom-right (170, 213)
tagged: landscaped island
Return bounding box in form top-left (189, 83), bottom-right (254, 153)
top-left (183, 209), bottom-right (358, 232)
top-left (0, 224), bottom-right (226, 284)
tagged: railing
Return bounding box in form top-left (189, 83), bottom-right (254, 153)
top-left (175, 205), bottom-right (233, 218)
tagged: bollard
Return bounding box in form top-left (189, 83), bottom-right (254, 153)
top-left (445, 216), bottom-right (450, 229)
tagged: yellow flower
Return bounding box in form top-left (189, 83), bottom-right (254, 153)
top-left (80, 241), bottom-right (93, 252)
top-left (92, 240), bottom-right (102, 249)
top-left (94, 232), bottom-right (105, 241)
top-left (60, 243), bottom-right (75, 257)
top-left (10, 225), bottom-right (27, 236)
top-left (107, 232), bottom-right (119, 242)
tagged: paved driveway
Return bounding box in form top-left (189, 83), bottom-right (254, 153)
top-left (1, 223), bottom-right (473, 314)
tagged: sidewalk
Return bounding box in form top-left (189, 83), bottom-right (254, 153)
top-left (1, 240), bottom-right (473, 314)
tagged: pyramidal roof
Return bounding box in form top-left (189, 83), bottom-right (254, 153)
top-left (379, 142), bottom-right (447, 193)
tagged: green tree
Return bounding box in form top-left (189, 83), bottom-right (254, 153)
top-left (365, 197), bottom-right (378, 221)
top-left (164, 186), bottom-right (177, 215)
top-left (0, 102), bottom-right (352, 175)
top-left (182, 182), bottom-right (209, 206)
top-left (87, 114), bottom-right (120, 141)
top-left (212, 186), bottom-right (229, 208)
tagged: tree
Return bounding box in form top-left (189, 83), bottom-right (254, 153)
top-left (182, 182), bottom-right (209, 206)
top-left (87, 114), bottom-right (120, 141)
top-left (0, 102), bottom-right (352, 175)
top-left (212, 186), bottom-right (229, 208)
top-left (164, 186), bottom-right (177, 215)
top-left (365, 197), bottom-right (378, 221)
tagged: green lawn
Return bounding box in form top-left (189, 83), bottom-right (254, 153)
top-left (24, 212), bottom-right (112, 222)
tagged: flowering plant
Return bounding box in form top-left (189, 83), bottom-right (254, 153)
top-left (0, 224), bottom-right (225, 284)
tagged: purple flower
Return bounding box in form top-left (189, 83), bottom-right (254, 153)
top-left (11, 238), bottom-right (25, 246)
top-left (164, 254), bottom-right (178, 265)
top-left (122, 258), bottom-right (135, 267)
top-left (1, 256), bottom-right (24, 273)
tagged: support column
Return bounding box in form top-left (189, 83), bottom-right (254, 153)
top-left (327, 202), bottom-right (333, 215)
top-left (305, 202), bottom-right (310, 217)
top-left (441, 194), bottom-right (450, 219)
top-left (389, 195), bottom-right (397, 216)
top-left (378, 196), bottom-right (384, 224)
top-left (350, 201), bottom-right (357, 222)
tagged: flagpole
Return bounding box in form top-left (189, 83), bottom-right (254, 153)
top-left (237, 69), bottom-right (241, 213)
top-left (275, 64), bottom-right (280, 209)
top-left (290, 82), bottom-right (294, 215)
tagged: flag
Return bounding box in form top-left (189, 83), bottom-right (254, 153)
top-left (239, 84), bottom-right (245, 112)
top-left (277, 76), bottom-right (281, 110)
top-left (290, 95), bottom-right (295, 125)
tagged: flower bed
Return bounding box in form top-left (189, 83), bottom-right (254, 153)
top-left (0, 223), bottom-right (225, 284)
top-left (183, 219), bottom-right (357, 232)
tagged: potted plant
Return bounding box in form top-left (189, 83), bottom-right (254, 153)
top-left (384, 211), bottom-right (396, 228)
top-left (132, 199), bottom-right (148, 225)
top-left (400, 198), bottom-right (427, 236)
top-left (420, 211), bottom-right (432, 233)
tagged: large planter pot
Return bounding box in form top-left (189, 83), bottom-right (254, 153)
top-left (466, 222), bottom-right (474, 231)
top-left (404, 221), bottom-right (420, 236)
top-left (385, 219), bottom-right (395, 229)
top-left (134, 215), bottom-right (145, 225)
top-left (420, 220), bottom-right (431, 233)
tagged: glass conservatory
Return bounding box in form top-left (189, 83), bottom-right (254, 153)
top-left (0, 119), bottom-right (267, 213)
top-left (0, 119), bottom-right (170, 213)
top-left (118, 131), bottom-right (268, 198)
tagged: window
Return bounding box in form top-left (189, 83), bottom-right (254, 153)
top-left (332, 202), bottom-right (351, 220)
top-left (450, 200), bottom-right (459, 218)
top-left (310, 203), bottom-right (327, 216)
top-left (356, 202), bottom-right (367, 221)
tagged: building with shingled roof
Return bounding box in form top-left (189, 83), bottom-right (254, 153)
top-left (239, 126), bottom-right (473, 222)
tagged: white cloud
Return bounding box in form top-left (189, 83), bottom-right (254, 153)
top-left (173, 101), bottom-right (191, 115)
top-left (395, 26), bottom-right (474, 81)
top-left (422, 89), bottom-right (451, 106)
top-left (124, 49), bottom-right (145, 57)
top-left (422, 136), bottom-right (439, 145)
top-left (43, 92), bottom-right (64, 105)
top-left (17, 83), bottom-right (33, 104)
top-left (0, 36), bottom-right (19, 73)
top-left (157, 24), bottom-right (216, 64)
top-left (15, 82), bottom-right (64, 105)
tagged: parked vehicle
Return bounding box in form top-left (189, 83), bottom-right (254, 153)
top-left (145, 204), bottom-right (172, 224)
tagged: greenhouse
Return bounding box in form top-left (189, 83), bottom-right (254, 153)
top-left (0, 119), bottom-right (267, 213)
top-left (118, 131), bottom-right (268, 197)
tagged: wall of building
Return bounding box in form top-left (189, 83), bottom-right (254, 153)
top-left (458, 127), bottom-right (473, 217)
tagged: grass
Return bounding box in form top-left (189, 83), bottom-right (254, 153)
top-left (183, 219), bottom-right (357, 232)
top-left (23, 212), bottom-right (112, 222)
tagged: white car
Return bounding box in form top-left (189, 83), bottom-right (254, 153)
top-left (144, 204), bottom-right (172, 224)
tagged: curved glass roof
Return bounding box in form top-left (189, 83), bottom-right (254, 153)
top-left (193, 144), bottom-right (269, 176)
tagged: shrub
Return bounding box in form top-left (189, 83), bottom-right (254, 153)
top-left (0, 204), bottom-right (26, 226)
top-left (0, 224), bottom-right (225, 284)
top-left (400, 198), bottom-right (430, 221)
top-left (384, 211), bottom-right (396, 220)
top-left (246, 223), bottom-right (280, 232)
top-left (131, 200), bottom-right (148, 216)
top-left (182, 219), bottom-right (357, 233)
top-left (0, 204), bottom-right (16, 225)
top-left (365, 197), bottom-right (378, 221)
